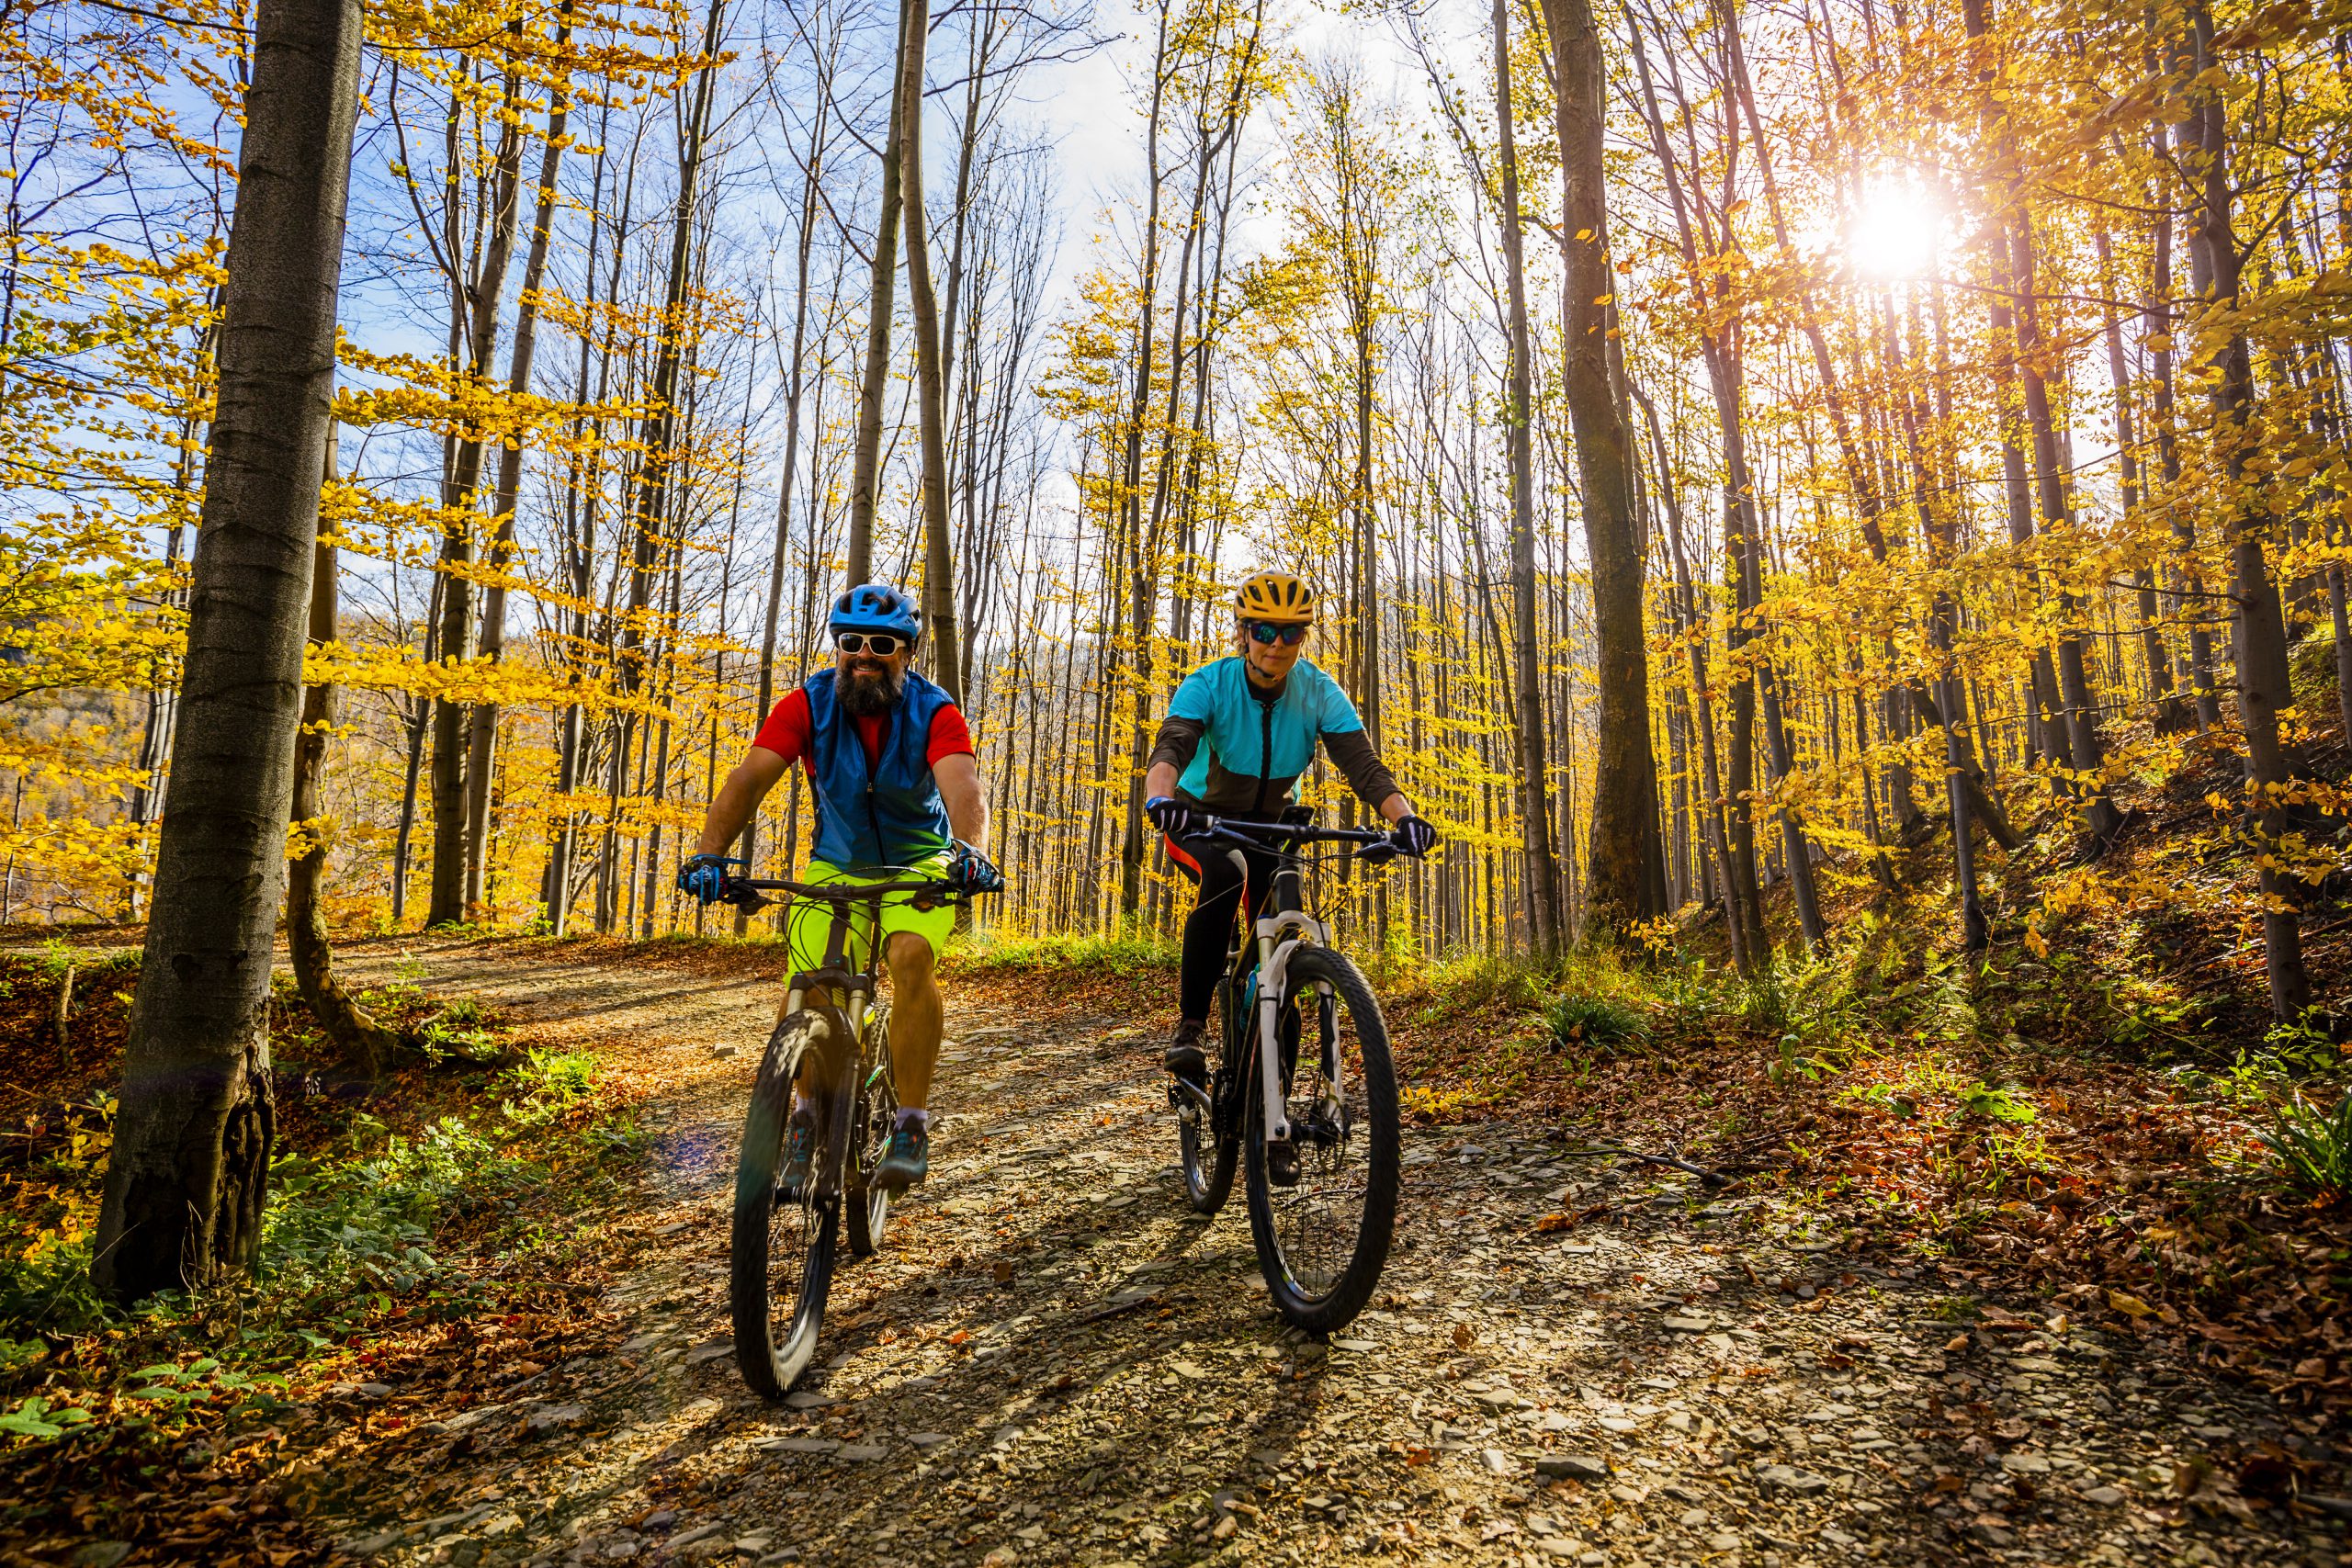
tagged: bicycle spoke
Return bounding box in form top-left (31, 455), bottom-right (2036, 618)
top-left (1270, 983), bottom-right (1370, 1293)
top-left (768, 1183), bottom-right (820, 1341)
top-left (732, 1014), bottom-right (841, 1398)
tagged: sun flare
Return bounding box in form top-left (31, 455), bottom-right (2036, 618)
top-left (1846, 181), bottom-right (1942, 281)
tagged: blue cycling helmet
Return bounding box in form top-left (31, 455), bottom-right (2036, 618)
top-left (830, 581), bottom-right (921, 643)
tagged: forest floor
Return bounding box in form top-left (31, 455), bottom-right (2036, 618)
top-left (62, 931), bottom-right (2329, 1568)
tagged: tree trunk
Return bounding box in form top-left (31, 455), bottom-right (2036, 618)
top-left (541, 96), bottom-right (623, 934)
top-left (462, 5), bottom-right (574, 915)
top-left (1494, 0), bottom-right (1561, 956)
top-left (2093, 224), bottom-right (2177, 709)
top-left (427, 42), bottom-right (529, 927)
top-left (92, 0), bottom-right (362, 1304)
top-left (742, 51), bottom-right (835, 928)
top-left (844, 0), bottom-right (908, 585)
top-left (2144, 134), bottom-right (2224, 734)
top-left (896, 0), bottom-right (961, 705)
top-left (2008, 207), bottom-right (2123, 846)
top-left (614, 0), bottom-right (728, 707)
top-left (1632, 380), bottom-right (1751, 973)
top-left (2179, 0), bottom-right (2308, 1021)
top-left (1541, 0), bottom-right (1659, 938)
top-left (288, 502), bottom-right (399, 1074)
top-left (1110, 10), bottom-right (1178, 918)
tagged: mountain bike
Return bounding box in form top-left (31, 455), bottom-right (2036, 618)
top-left (722, 870), bottom-right (988, 1398)
top-left (1168, 814), bottom-right (1410, 1332)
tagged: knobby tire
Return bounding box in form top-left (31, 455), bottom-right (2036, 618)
top-left (1242, 946), bottom-right (1399, 1334)
top-left (732, 1011), bottom-right (841, 1398)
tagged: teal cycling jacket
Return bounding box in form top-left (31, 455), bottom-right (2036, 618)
top-left (1147, 656), bottom-right (1398, 816)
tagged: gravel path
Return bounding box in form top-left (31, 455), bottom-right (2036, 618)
top-left (314, 941), bottom-right (2335, 1568)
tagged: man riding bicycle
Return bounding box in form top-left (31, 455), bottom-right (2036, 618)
top-left (1143, 570), bottom-right (1438, 1094)
top-left (679, 581), bottom-right (1001, 1194)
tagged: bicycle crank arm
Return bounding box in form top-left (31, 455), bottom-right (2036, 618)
top-left (1166, 1077), bottom-right (1212, 1117)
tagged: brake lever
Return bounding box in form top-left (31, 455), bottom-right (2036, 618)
top-left (722, 883), bottom-right (772, 913)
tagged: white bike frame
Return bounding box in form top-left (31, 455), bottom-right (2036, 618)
top-left (1229, 849), bottom-right (1346, 1146)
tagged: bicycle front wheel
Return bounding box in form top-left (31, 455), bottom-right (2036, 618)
top-left (1243, 946), bottom-right (1399, 1333)
top-left (732, 1010), bottom-right (842, 1398)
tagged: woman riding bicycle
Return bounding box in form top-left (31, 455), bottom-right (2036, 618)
top-left (1142, 570), bottom-right (1439, 1089)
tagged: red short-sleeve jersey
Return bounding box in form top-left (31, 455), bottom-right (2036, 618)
top-left (752, 687), bottom-right (974, 773)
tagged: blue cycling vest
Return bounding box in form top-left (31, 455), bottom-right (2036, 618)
top-left (804, 668), bottom-right (956, 869)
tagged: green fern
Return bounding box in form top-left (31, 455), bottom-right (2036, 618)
top-left (1544, 993), bottom-right (1649, 1053)
top-left (2260, 1091), bottom-right (2352, 1201)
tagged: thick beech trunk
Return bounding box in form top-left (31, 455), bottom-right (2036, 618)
top-left (1541, 0), bottom-right (1660, 938)
top-left (93, 0), bottom-right (362, 1304)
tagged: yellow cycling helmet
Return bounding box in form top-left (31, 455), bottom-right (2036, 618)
top-left (1235, 570), bottom-right (1317, 625)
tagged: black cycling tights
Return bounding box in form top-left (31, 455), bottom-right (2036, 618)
top-left (1168, 830), bottom-right (1283, 1022)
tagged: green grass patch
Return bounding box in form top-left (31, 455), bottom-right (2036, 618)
top-left (1544, 992), bottom-right (1650, 1053)
top-left (947, 930), bottom-right (1178, 976)
top-left (2261, 1090), bottom-right (2352, 1201)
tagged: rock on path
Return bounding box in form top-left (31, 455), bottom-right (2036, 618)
top-left (309, 940), bottom-right (2332, 1568)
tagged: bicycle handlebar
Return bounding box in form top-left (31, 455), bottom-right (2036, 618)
top-left (720, 874), bottom-right (998, 913)
top-left (1197, 815), bottom-right (1421, 861)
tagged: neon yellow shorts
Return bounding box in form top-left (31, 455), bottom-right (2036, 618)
top-left (786, 855), bottom-right (956, 976)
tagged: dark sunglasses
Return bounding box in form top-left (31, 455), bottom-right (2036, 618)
top-left (835, 632), bottom-right (902, 656)
top-left (1246, 620), bottom-right (1309, 647)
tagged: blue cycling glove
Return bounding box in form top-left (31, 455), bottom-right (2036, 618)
top-left (945, 840), bottom-right (1004, 896)
top-left (677, 853), bottom-right (745, 904)
top-left (1390, 815), bottom-right (1439, 857)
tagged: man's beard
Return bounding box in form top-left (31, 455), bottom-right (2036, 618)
top-left (839, 660), bottom-right (904, 717)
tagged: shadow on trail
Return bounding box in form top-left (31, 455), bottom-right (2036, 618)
top-left (308, 941), bottom-right (2317, 1568)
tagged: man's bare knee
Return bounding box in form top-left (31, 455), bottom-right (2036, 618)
top-left (885, 933), bottom-right (936, 987)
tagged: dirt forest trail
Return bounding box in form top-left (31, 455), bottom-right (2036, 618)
top-left (296, 937), bottom-right (2323, 1568)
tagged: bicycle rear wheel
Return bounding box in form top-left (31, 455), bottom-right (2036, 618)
top-left (1242, 946), bottom-right (1399, 1333)
top-left (1177, 976), bottom-right (1240, 1214)
top-left (846, 999), bottom-right (897, 1258)
top-left (732, 1010), bottom-right (842, 1398)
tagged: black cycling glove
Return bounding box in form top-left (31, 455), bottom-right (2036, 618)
top-left (1145, 795), bottom-right (1199, 839)
top-left (1390, 815), bottom-right (1439, 857)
